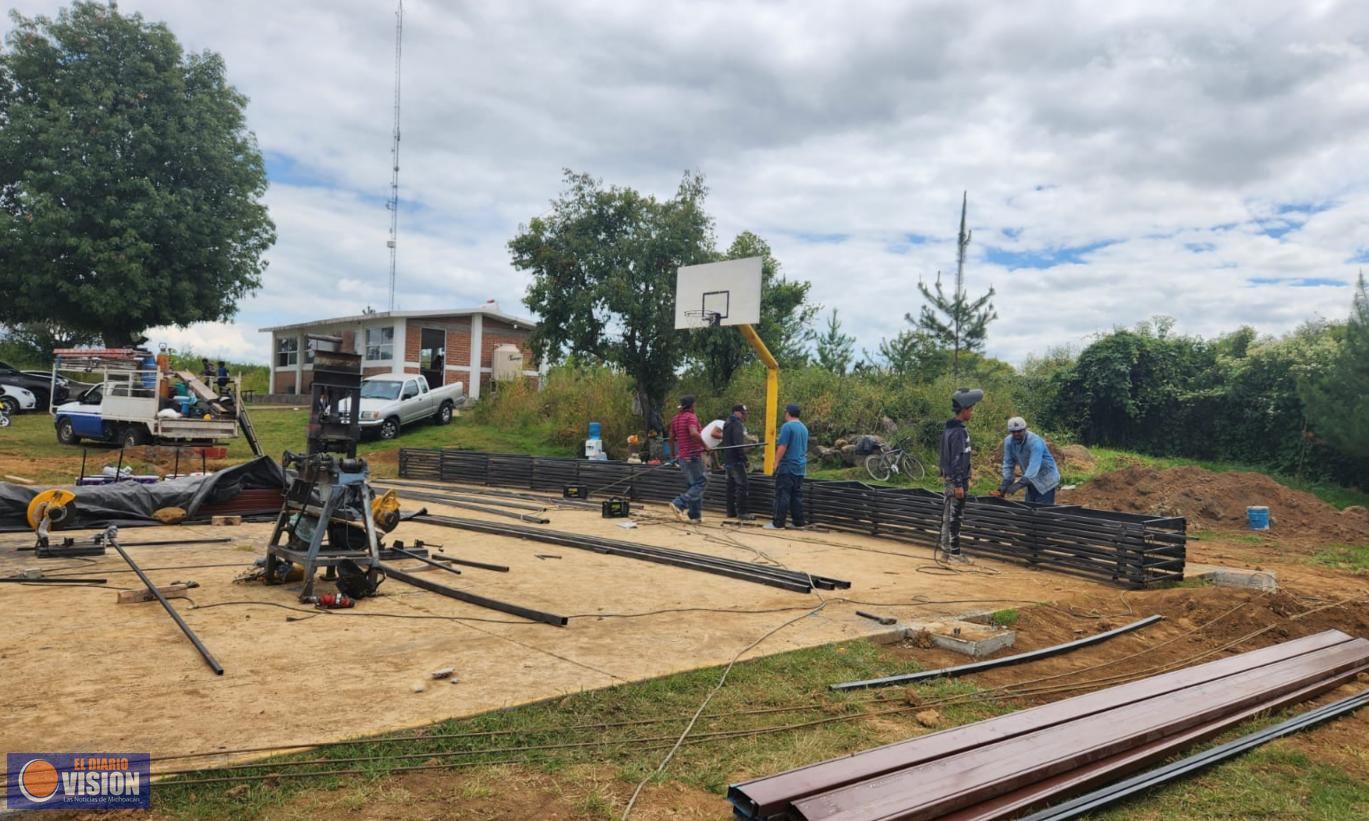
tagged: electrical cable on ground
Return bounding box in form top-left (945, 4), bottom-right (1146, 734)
top-left (620, 598), bottom-right (828, 819)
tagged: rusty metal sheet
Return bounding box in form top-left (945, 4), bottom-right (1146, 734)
top-left (728, 629), bottom-right (1355, 819)
top-left (792, 638), bottom-right (1369, 820)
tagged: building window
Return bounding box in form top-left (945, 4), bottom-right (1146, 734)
top-left (276, 337), bottom-right (299, 367)
top-left (365, 326), bottom-right (394, 361)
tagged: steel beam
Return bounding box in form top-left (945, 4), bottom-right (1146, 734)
top-left (831, 615), bottom-right (1164, 691)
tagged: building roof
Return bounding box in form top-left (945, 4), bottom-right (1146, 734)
top-left (260, 305), bottom-right (536, 334)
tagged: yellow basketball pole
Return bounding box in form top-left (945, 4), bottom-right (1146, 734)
top-left (737, 324), bottom-right (779, 475)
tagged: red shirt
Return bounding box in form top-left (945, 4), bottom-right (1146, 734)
top-left (670, 410), bottom-right (703, 458)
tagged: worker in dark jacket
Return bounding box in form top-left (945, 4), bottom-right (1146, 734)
top-left (721, 404), bottom-right (751, 520)
top-left (938, 387), bottom-right (983, 564)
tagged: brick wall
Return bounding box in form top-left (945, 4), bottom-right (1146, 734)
top-left (481, 318), bottom-right (535, 371)
top-left (273, 370), bottom-right (313, 394)
top-left (406, 318), bottom-right (473, 371)
top-left (273, 370), bottom-right (297, 394)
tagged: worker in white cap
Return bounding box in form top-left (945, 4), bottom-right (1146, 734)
top-left (991, 416), bottom-right (1061, 504)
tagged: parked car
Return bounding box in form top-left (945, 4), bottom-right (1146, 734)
top-left (0, 361), bottom-right (68, 409)
top-left (352, 373), bottom-right (465, 440)
top-left (1, 384), bottom-right (38, 415)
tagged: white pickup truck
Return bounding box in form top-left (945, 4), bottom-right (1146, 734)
top-left (354, 373), bottom-right (465, 440)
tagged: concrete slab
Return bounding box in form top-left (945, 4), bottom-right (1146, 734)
top-left (905, 619), bottom-right (1018, 657)
top-left (1186, 562), bottom-right (1278, 592)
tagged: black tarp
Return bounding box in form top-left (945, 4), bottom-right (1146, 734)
top-left (0, 456), bottom-right (286, 531)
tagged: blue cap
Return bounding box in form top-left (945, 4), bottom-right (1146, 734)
top-left (785, 403), bottom-right (801, 418)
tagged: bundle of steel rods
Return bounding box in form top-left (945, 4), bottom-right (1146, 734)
top-left (729, 631), bottom-right (1369, 820)
top-left (398, 449), bottom-right (1186, 588)
top-left (413, 513), bottom-right (850, 594)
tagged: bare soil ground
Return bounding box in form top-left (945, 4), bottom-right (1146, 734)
top-left (4, 466), bottom-right (1367, 820)
top-left (0, 501), bottom-right (1104, 766)
top-left (1061, 464), bottom-right (1369, 544)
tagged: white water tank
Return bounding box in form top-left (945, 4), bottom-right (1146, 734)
top-left (492, 344), bottom-right (524, 381)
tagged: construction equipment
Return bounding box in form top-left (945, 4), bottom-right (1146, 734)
top-left (26, 488), bottom-right (77, 548)
top-left (261, 350), bottom-right (390, 601)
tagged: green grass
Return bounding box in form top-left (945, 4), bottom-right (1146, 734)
top-left (147, 633), bottom-right (1369, 820)
top-left (0, 406), bottom-right (573, 484)
top-left (1093, 742), bottom-right (1369, 820)
top-left (990, 608), bottom-right (1020, 627)
top-left (1309, 543), bottom-right (1369, 574)
top-left (152, 639), bottom-right (1010, 818)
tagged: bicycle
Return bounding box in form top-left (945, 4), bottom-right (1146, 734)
top-left (863, 439), bottom-right (926, 483)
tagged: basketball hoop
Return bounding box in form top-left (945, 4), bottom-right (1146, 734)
top-left (683, 309), bottom-right (722, 328)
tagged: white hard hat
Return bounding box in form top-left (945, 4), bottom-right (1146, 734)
top-left (1007, 416), bottom-right (1027, 432)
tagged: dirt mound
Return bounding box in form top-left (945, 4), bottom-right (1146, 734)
top-left (1061, 465), bottom-right (1369, 542)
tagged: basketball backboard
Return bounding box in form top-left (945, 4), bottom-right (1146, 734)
top-left (674, 257), bottom-right (763, 329)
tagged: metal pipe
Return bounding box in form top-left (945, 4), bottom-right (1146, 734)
top-left (0, 577), bottom-right (108, 584)
top-left (390, 546), bottom-right (461, 575)
top-left (831, 615), bottom-right (1164, 691)
top-left (428, 554), bottom-right (511, 573)
top-left (379, 564), bottom-right (567, 627)
top-left (111, 537), bottom-right (224, 675)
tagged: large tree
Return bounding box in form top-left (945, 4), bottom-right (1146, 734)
top-left (1304, 274), bottom-right (1369, 459)
top-left (512, 170), bottom-right (714, 431)
top-left (912, 192), bottom-right (996, 378)
top-left (687, 231), bottom-right (817, 389)
top-left (0, 2), bottom-right (275, 347)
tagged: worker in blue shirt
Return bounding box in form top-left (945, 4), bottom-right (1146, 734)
top-left (765, 403), bottom-right (809, 530)
top-left (991, 416), bottom-right (1061, 505)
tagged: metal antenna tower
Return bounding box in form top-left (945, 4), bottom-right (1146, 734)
top-left (386, 0), bottom-right (404, 311)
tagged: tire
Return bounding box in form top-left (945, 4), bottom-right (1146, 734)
top-left (898, 453), bottom-right (927, 481)
top-left (433, 400), bottom-right (454, 425)
top-left (379, 417), bottom-right (401, 440)
top-left (0, 412), bottom-right (10, 428)
top-left (0, 396), bottom-right (17, 416)
top-left (56, 417), bottom-right (79, 445)
top-left (120, 425), bottom-right (150, 450)
top-left (864, 453), bottom-right (892, 482)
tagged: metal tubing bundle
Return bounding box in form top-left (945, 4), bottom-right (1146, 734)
top-left (413, 513), bottom-right (850, 594)
top-left (728, 631), bottom-right (1369, 820)
top-left (398, 449), bottom-right (1185, 588)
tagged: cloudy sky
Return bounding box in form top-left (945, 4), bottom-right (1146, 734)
top-left (10, 0), bottom-right (1369, 365)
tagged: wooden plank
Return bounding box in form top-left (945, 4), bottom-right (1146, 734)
top-left (792, 639), bottom-right (1369, 820)
top-left (728, 630), bottom-right (1355, 820)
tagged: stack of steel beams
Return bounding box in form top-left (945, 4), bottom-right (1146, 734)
top-left (398, 449), bottom-right (1186, 588)
top-left (413, 513), bottom-right (851, 594)
top-left (728, 631), bottom-right (1369, 820)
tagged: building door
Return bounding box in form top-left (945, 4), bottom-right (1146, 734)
top-left (419, 328), bottom-right (446, 387)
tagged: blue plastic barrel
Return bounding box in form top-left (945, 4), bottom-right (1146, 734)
top-left (588, 421), bottom-right (602, 440)
top-left (1247, 506), bottom-right (1270, 530)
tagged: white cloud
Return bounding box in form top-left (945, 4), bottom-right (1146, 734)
top-left (8, 0), bottom-right (1369, 366)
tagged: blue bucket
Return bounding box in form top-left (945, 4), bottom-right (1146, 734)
top-left (1247, 506), bottom-right (1270, 530)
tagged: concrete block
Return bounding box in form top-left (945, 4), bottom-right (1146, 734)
top-left (1187, 563), bottom-right (1278, 592)
top-left (905, 619), bottom-right (1016, 658)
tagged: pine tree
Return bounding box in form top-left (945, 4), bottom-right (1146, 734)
top-left (912, 192), bottom-right (997, 378)
top-left (814, 308), bottom-right (855, 375)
